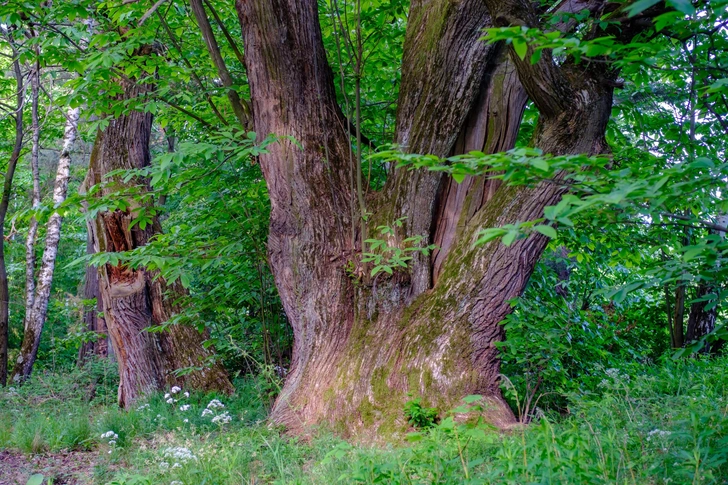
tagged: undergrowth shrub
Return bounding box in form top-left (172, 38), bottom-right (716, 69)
top-left (2, 356), bottom-right (726, 485)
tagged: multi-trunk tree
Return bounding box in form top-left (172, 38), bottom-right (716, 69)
top-left (235, 0), bottom-right (662, 435)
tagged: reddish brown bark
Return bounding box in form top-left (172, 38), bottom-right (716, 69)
top-left (236, 0), bottom-right (653, 436)
top-left (85, 80), bottom-right (232, 407)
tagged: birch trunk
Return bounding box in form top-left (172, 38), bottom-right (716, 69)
top-left (23, 59), bottom-right (41, 334)
top-left (11, 108), bottom-right (80, 382)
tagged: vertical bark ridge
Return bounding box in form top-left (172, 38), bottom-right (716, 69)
top-left (432, 53), bottom-right (528, 281)
top-left (383, 0), bottom-right (499, 299)
top-left (237, 0), bottom-right (357, 429)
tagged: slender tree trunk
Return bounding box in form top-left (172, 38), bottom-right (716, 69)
top-left (84, 80), bottom-right (232, 407)
top-left (685, 214), bottom-right (728, 351)
top-left (23, 58), bottom-right (41, 334)
top-left (12, 108), bottom-right (80, 382)
top-left (686, 284), bottom-right (716, 352)
top-left (237, 0), bottom-right (652, 436)
top-left (0, 58), bottom-right (25, 386)
top-left (189, 0), bottom-right (251, 128)
top-left (78, 229), bottom-right (108, 366)
top-left (672, 284), bottom-right (686, 348)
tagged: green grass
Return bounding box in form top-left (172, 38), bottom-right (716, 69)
top-left (1, 356), bottom-right (727, 484)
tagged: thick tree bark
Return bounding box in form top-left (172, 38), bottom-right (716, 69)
top-left (12, 108), bottom-right (80, 383)
top-left (237, 0), bottom-right (649, 436)
top-left (0, 58), bottom-right (25, 386)
top-left (85, 80), bottom-right (232, 407)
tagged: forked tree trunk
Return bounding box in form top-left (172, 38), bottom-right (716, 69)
top-left (84, 80), bottom-right (232, 407)
top-left (12, 107), bottom-right (80, 382)
top-left (237, 0), bottom-right (649, 436)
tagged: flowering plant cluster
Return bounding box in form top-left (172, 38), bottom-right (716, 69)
top-left (200, 398), bottom-right (232, 426)
top-left (101, 430), bottom-right (119, 454)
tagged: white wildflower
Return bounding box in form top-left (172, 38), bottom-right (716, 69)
top-left (172, 463), bottom-right (182, 469)
top-left (212, 411), bottom-right (232, 425)
top-left (201, 408), bottom-right (214, 417)
top-left (101, 431), bottom-right (119, 441)
top-left (183, 419), bottom-right (189, 423)
top-left (605, 368), bottom-right (621, 379)
top-left (162, 446), bottom-right (197, 463)
top-left (160, 462), bottom-right (170, 469)
top-left (170, 481), bottom-right (183, 485)
top-left (180, 404), bottom-right (191, 411)
top-left (646, 429), bottom-right (671, 441)
top-left (183, 391), bottom-right (190, 398)
top-left (137, 403), bottom-right (150, 411)
top-left (166, 398), bottom-right (175, 404)
top-left (164, 393), bottom-right (171, 399)
top-left (171, 386), bottom-right (182, 394)
top-left (206, 399), bottom-right (225, 409)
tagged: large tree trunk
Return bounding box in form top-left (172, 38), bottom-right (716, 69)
top-left (12, 108), bottom-right (80, 382)
top-left (85, 80), bottom-right (232, 407)
top-left (0, 58), bottom-right (25, 386)
top-left (237, 0), bottom-right (646, 437)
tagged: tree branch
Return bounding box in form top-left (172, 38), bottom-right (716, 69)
top-left (189, 0), bottom-right (252, 129)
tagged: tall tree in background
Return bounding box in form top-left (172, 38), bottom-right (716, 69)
top-left (0, 55), bottom-right (25, 386)
top-left (23, 54), bottom-right (41, 337)
top-left (84, 76), bottom-right (232, 407)
top-left (77, 231), bottom-right (109, 365)
top-left (236, 0), bottom-right (662, 434)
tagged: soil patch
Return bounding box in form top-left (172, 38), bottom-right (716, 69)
top-left (0, 449), bottom-right (97, 485)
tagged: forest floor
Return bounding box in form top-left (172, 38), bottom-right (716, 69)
top-left (1, 357), bottom-right (728, 484)
top-left (0, 450), bottom-right (98, 485)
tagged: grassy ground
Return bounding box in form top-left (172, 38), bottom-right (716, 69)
top-left (1, 357), bottom-right (727, 484)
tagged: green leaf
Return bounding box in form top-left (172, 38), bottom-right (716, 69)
top-left (502, 231), bottom-right (518, 246)
top-left (625, 0), bottom-right (661, 18)
top-left (512, 38), bottom-right (528, 61)
top-left (534, 225), bottom-right (557, 239)
top-left (462, 394), bottom-right (483, 404)
top-left (666, 0), bottom-right (695, 15)
top-left (683, 247), bottom-right (704, 261)
top-left (26, 475), bottom-right (44, 485)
